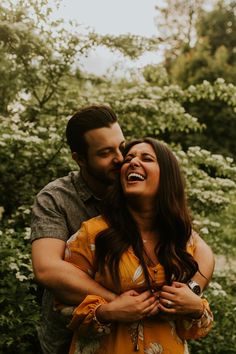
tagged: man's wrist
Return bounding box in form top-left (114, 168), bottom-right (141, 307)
top-left (107, 292), bottom-right (117, 302)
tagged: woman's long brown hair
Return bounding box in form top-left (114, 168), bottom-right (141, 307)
top-left (95, 138), bottom-right (198, 292)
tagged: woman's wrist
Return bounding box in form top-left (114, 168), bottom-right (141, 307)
top-left (188, 299), bottom-right (204, 319)
top-left (96, 303), bottom-right (112, 323)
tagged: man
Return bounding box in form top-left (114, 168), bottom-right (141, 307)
top-left (31, 104), bottom-right (214, 354)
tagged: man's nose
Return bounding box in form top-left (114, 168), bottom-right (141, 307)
top-left (113, 150), bottom-right (124, 164)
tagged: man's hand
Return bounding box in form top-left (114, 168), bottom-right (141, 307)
top-left (158, 282), bottom-right (203, 318)
top-left (96, 290), bottom-right (159, 322)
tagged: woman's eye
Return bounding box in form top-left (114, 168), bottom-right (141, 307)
top-left (123, 158), bottom-right (131, 163)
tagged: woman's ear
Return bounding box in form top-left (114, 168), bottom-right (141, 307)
top-left (72, 152), bottom-right (85, 167)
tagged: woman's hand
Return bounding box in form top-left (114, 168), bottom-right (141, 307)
top-left (96, 289), bottom-right (159, 322)
top-left (158, 282), bottom-right (203, 318)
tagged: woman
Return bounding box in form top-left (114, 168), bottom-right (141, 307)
top-left (64, 138), bottom-right (213, 354)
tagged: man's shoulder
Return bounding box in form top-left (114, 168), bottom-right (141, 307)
top-left (35, 172), bottom-right (83, 201)
top-left (39, 171), bottom-right (79, 193)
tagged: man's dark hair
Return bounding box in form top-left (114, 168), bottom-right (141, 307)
top-left (66, 104), bottom-right (118, 157)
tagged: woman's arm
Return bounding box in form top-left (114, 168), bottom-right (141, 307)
top-left (159, 282), bottom-right (204, 317)
top-left (158, 283), bottom-right (213, 340)
top-left (158, 233), bottom-right (214, 316)
top-left (191, 233), bottom-right (215, 290)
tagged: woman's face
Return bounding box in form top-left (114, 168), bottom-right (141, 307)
top-left (120, 142), bottom-right (160, 200)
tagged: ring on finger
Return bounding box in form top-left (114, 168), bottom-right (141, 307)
top-left (166, 300), bottom-right (173, 308)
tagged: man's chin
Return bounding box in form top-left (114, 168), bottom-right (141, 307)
top-left (108, 171), bottom-right (120, 183)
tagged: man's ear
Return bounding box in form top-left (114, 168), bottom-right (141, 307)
top-left (72, 152), bottom-right (85, 167)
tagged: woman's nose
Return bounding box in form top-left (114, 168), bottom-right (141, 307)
top-left (129, 156), bottom-right (140, 167)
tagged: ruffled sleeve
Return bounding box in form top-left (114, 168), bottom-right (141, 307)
top-left (176, 298), bottom-right (213, 340)
top-left (67, 295), bottom-right (112, 337)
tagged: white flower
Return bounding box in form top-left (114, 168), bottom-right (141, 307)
top-left (16, 272), bottom-right (27, 282)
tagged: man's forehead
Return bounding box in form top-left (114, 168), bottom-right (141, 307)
top-left (85, 123), bottom-right (125, 149)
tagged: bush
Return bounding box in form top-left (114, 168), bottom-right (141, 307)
top-left (189, 271), bottom-right (236, 354)
top-left (0, 207), bottom-right (41, 353)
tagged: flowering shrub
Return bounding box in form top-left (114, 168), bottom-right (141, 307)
top-left (0, 1), bottom-right (235, 352)
top-left (0, 208), bottom-right (40, 353)
top-left (189, 271), bottom-right (236, 353)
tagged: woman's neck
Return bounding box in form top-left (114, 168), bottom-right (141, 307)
top-left (128, 204), bottom-right (156, 234)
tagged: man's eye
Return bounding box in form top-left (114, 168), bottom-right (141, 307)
top-left (98, 151), bottom-right (110, 157)
top-left (119, 145), bottom-right (125, 154)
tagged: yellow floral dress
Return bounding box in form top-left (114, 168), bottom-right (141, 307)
top-left (65, 216), bottom-right (213, 354)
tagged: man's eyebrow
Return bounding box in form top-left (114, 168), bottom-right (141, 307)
top-left (97, 147), bottom-right (112, 152)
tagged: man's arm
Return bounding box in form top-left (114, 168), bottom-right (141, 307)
top-left (191, 233), bottom-right (215, 290)
top-left (32, 238), bottom-right (116, 304)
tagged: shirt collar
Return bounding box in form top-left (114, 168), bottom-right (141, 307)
top-left (76, 172), bottom-right (101, 202)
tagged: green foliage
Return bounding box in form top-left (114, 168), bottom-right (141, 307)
top-left (189, 271), bottom-right (236, 354)
top-left (170, 39), bottom-right (236, 87)
top-left (0, 207), bottom-right (40, 353)
top-left (0, 114), bottom-right (71, 215)
top-left (89, 33), bottom-right (161, 59)
top-left (165, 1), bottom-right (236, 160)
top-left (197, 0), bottom-right (236, 62)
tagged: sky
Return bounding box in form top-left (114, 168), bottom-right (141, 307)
top-left (57, 0), bottom-right (158, 36)
top-left (50, 0), bottom-right (161, 75)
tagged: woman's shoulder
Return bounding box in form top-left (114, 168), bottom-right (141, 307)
top-left (68, 215), bottom-right (109, 245)
top-left (82, 215), bottom-right (109, 236)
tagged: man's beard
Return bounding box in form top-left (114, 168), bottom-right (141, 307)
top-left (85, 163), bottom-right (116, 185)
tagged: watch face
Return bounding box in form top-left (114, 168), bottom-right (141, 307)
top-left (188, 280), bottom-right (201, 295)
top-left (192, 284), bottom-right (201, 295)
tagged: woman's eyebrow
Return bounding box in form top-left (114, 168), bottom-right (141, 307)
top-left (141, 152), bottom-right (156, 159)
top-left (124, 153), bottom-right (136, 158)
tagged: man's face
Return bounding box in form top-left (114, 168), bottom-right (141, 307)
top-left (82, 122), bottom-right (125, 185)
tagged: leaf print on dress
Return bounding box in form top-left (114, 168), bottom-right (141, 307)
top-left (168, 319), bottom-right (183, 344)
top-left (184, 342), bottom-right (190, 354)
top-left (128, 321), bottom-right (144, 347)
top-left (132, 265), bottom-right (144, 283)
top-left (90, 243), bottom-right (95, 251)
top-left (144, 342), bottom-right (163, 354)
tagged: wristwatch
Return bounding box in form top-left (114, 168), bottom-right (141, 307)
top-left (187, 280), bottom-right (202, 296)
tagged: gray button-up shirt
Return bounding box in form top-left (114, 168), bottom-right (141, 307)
top-left (31, 171), bottom-right (102, 354)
